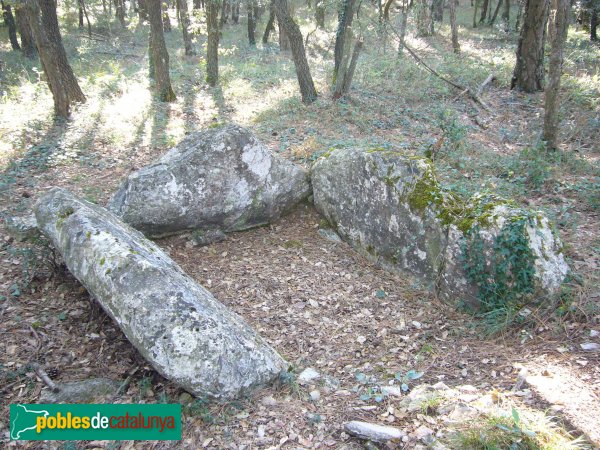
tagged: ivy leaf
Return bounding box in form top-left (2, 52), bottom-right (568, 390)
top-left (58, 312), bottom-right (67, 321)
top-left (406, 370), bottom-right (424, 380)
top-left (375, 290), bottom-right (386, 299)
top-left (355, 372), bottom-right (366, 382)
top-left (401, 383), bottom-right (409, 392)
top-left (359, 393), bottom-right (371, 401)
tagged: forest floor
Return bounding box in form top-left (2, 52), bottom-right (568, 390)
top-left (0, 2), bottom-right (599, 449)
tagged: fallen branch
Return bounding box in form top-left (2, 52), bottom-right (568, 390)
top-left (31, 362), bottom-right (59, 393)
top-left (374, 18), bottom-right (491, 112)
top-left (477, 73), bottom-right (496, 97)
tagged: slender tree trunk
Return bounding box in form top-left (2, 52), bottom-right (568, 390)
top-left (396, 3), bottom-right (408, 56)
top-left (273, 0), bottom-right (318, 103)
top-left (177, 0), bottom-right (194, 54)
top-left (489, 0), bottom-right (502, 24)
top-left (416, 0), bottom-right (434, 35)
top-left (219, 0), bottom-right (228, 27)
top-left (543, 0), bottom-right (568, 149)
top-left (591, 9), bottom-right (598, 40)
top-left (449, 0), bottom-right (460, 51)
top-left (15, 5), bottom-right (36, 57)
top-left (333, 38), bottom-right (363, 98)
top-left (247, 0), bottom-right (257, 45)
top-left (22, 0), bottom-right (86, 117)
top-left (515, 0), bottom-right (524, 31)
top-left (231, 0), bottom-right (239, 22)
top-left (78, 0), bottom-right (84, 28)
top-left (114, 0), bottom-right (126, 26)
top-left (162, 1), bottom-right (172, 30)
top-left (473, 0), bottom-right (479, 27)
top-left (479, 0), bottom-right (489, 22)
top-left (334, 0), bottom-right (356, 81)
top-left (511, 0), bottom-right (549, 92)
top-left (263, 0), bottom-right (275, 42)
top-left (148, 0), bottom-right (176, 100)
top-left (502, 0), bottom-right (510, 31)
top-left (138, 0), bottom-right (148, 20)
top-left (193, 0), bottom-right (203, 8)
top-left (433, 0), bottom-right (444, 21)
top-left (278, 3), bottom-right (290, 51)
top-left (2, 1), bottom-right (21, 50)
top-left (206, 0), bottom-right (220, 85)
top-left (315, 0), bottom-right (325, 27)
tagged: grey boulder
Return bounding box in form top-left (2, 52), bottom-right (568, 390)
top-left (109, 124), bottom-right (310, 237)
top-left (312, 148), bottom-right (568, 307)
top-left (35, 188), bottom-right (287, 400)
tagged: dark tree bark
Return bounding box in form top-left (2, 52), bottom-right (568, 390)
top-left (273, 0), bottom-right (317, 103)
top-left (396, 2), bottom-right (408, 56)
top-left (114, 0), bottom-right (126, 26)
top-left (334, 0), bottom-right (356, 81)
top-left (416, 0), bottom-right (434, 35)
top-left (177, 0), bottom-right (194, 54)
top-left (262, 0), bottom-right (275, 42)
top-left (333, 39), bottom-right (362, 98)
top-left (247, 0), bottom-right (257, 45)
top-left (449, 0), bottom-right (460, 52)
top-left (592, 8), bottom-right (598, 40)
top-left (193, 0), bottom-right (203, 8)
top-left (511, 0), bottom-right (549, 92)
top-left (219, 0), bottom-right (229, 27)
top-left (488, 0), bottom-right (503, 24)
top-left (502, 0), bottom-right (510, 31)
top-left (15, 5), bottom-right (36, 57)
top-left (277, 2), bottom-right (290, 51)
top-left (315, 0), bottom-right (325, 27)
top-left (138, 0), bottom-right (149, 20)
top-left (382, 0), bottom-right (394, 21)
top-left (473, 0), bottom-right (479, 27)
top-left (515, 0), bottom-right (524, 31)
top-left (231, 0), bottom-right (239, 22)
top-left (147, 0), bottom-right (176, 100)
top-left (543, 0), bottom-right (569, 149)
top-left (22, 0), bottom-right (86, 117)
top-left (206, 0), bottom-right (220, 85)
top-left (2, 1), bottom-right (21, 50)
top-left (433, 0), bottom-right (444, 21)
top-left (78, 0), bottom-right (84, 28)
top-left (162, 0), bottom-right (172, 30)
top-left (479, 0), bottom-right (489, 22)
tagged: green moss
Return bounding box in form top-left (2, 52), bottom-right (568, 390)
top-left (58, 206), bottom-right (74, 219)
top-left (86, 231), bottom-right (92, 239)
top-left (283, 240), bottom-right (302, 249)
top-left (99, 257), bottom-right (105, 266)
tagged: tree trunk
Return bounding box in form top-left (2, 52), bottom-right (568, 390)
top-left (138, 0), bottom-right (148, 20)
top-left (416, 0), bottom-right (434, 35)
top-left (479, 0), bottom-right (489, 22)
top-left (206, 0), bottom-right (220, 85)
top-left (315, 0), bottom-right (325, 27)
top-left (473, 0), bottom-right (479, 27)
top-left (219, 0), bottom-right (228, 27)
top-left (278, 6), bottom-right (290, 51)
top-left (231, 0), bottom-right (239, 22)
top-left (15, 5), bottom-right (37, 58)
top-left (22, 0), bottom-right (86, 117)
top-left (333, 37), bottom-right (363, 98)
top-left (449, 0), bottom-right (460, 52)
top-left (177, 0), bottom-right (194, 54)
top-left (148, 0), bottom-right (176, 100)
top-left (273, 0), bottom-right (318, 103)
top-left (511, 0), bottom-right (549, 92)
top-left (114, 0), bottom-right (126, 26)
top-left (396, 3), bottom-right (408, 56)
top-left (592, 8), bottom-right (598, 40)
top-left (2, 1), bottom-right (21, 50)
top-left (247, 0), bottom-right (257, 45)
top-left (334, 0), bottom-right (356, 81)
top-left (78, 0), bottom-right (84, 28)
top-left (162, 1), bottom-right (172, 30)
top-left (433, 0), bottom-right (444, 21)
top-left (502, 0), bottom-right (510, 31)
top-left (488, 0), bottom-right (502, 24)
top-left (515, 0), bottom-right (524, 31)
top-left (543, 0), bottom-right (568, 149)
top-left (262, 0), bottom-right (275, 42)
top-left (193, 0), bottom-right (203, 8)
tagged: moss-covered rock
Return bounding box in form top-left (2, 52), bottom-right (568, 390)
top-left (311, 148), bottom-right (569, 308)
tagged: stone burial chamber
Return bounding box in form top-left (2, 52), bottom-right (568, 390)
top-left (109, 124), bottom-right (311, 238)
top-left (312, 147), bottom-right (569, 308)
top-left (34, 188), bottom-right (288, 400)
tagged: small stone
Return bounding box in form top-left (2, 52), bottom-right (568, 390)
top-left (580, 342), bottom-right (600, 351)
top-left (298, 368), bottom-right (320, 384)
top-left (344, 421), bottom-right (406, 443)
top-left (357, 335), bottom-right (367, 344)
top-left (179, 392), bottom-right (193, 405)
top-left (309, 390), bottom-right (321, 401)
top-left (432, 382), bottom-right (450, 391)
top-left (308, 299), bottom-right (319, 308)
top-left (257, 425), bottom-right (265, 439)
top-left (412, 321), bottom-right (422, 329)
top-left (261, 395), bottom-right (277, 407)
top-left (5, 214), bottom-right (40, 242)
top-left (414, 425), bottom-right (435, 445)
top-left (458, 385), bottom-right (477, 393)
top-left (318, 228), bottom-right (342, 243)
top-left (590, 330), bottom-right (599, 338)
top-left (381, 385), bottom-right (403, 397)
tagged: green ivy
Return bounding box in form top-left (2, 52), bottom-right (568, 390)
top-left (462, 215), bottom-right (537, 313)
